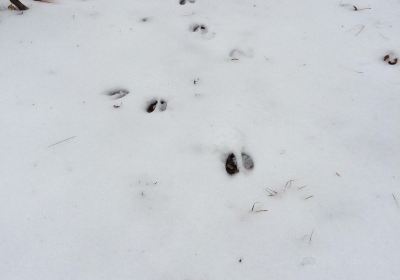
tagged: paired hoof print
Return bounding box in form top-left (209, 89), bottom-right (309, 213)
top-left (190, 24), bottom-right (208, 34)
top-left (225, 152), bottom-right (254, 175)
top-left (146, 99), bottom-right (167, 113)
top-left (226, 153), bottom-right (239, 175)
top-left (106, 88), bottom-right (129, 99)
top-left (383, 54), bottom-right (398, 65)
top-left (179, 0), bottom-right (195, 5)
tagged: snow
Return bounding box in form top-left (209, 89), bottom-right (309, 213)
top-left (0, 0), bottom-right (399, 279)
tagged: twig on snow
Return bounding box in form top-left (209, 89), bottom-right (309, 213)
top-left (392, 193), bottom-right (400, 209)
top-left (355, 25), bottom-right (365, 36)
top-left (309, 230), bottom-right (314, 244)
top-left (266, 188), bottom-right (278, 197)
top-left (352, 5), bottom-right (371, 11)
top-left (284, 179), bottom-right (295, 191)
top-left (250, 202), bottom-right (268, 213)
top-left (48, 136), bottom-right (76, 148)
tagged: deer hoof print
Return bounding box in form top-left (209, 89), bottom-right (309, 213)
top-left (179, 0), bottom-right (195, 5)
top-left (225, 151), bottom-right (255, 175)
top-left (159, 99), bottom-right (167, 111)
top-left (106, 88), bottom-right (130, 99)
top-left (190, 24), bottom-right (208, 34)
top-left (383, 54), bottom-right (398, 65)
top-left (146, 99), bottom-right (167, 113)
top-left (241, 152), bottom-right (254, 170)
top-left (225, 153), bottom-right (239, 175)
top-left (229, 48), bottom-right (253, 61)
top-left (146, 99), bottom-right (158, 113)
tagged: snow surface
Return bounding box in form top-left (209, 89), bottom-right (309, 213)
top-left (1, 0), bottom-right (400, 279)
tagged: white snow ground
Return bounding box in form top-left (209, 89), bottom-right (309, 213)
top-left (0, 0), bottom-right (400, 279)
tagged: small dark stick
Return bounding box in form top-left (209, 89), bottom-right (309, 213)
top-left (179, 0), bottom-right (186, 5)
top-left (383, 54), bottom-right (390, 61)
top-left (225, 153), bottom-right (239, 175)
top-left (10, 0), bottom-right (28, 10)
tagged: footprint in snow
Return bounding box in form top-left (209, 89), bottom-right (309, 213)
top-left (229, 48), bottom-right (253, 61)
top-left (383, 53), bottom-right (398, 65)
top-left (241, 152), bottom-right (254, 170)
top-left (146, 99), bottom-right (168, 113)
top-left (190, 23), bottom-right (208, 34)
top-left (190, 23), bottom-right (216, 39)
top-left (179, 0), bottom-right (195, 5)
top-left (225, 152), bottom-right (254, 175)
top-left (225, 153), bottom-right (239, 175)
top-left (106, 88), bottom-right (129, 99)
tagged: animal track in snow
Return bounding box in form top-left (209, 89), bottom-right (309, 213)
top-left (159, 99), bottom-right (167, 111)
top-left (146, 99), bottom-right (168, 113)
top-left (146, 99), bottom-right (158, 113)
top-left (225, 151), bottom-right (254, 175)
top-left (179, 0), bottom-right (195, 5)
top-left (383, 53), bottom-right (398, 65)
top-left (241, 152), bottom-right (254, 170)
top-left (225, 153), bottom-right (239, 175)
top-left (229, 48), bottom-right (253, 61)
top-left (190, 23), bottom-right (208, 34)
top-left (106, 88), bottom-right (129, 99)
